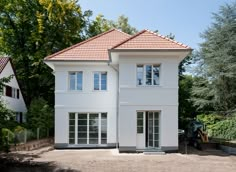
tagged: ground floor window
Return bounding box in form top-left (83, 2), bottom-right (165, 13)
top-left (69, 112), bottom-right (107, 145)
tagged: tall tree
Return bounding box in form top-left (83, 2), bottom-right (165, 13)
top-left (0, 0), bottom-right (91, 106)
top-left (192, 2), bottom-right (236, 114)
top-left (87, 14), bottom-right (138, 37)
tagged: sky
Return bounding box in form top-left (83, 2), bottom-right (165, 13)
top-left (80, 0), bottom-right (234, 50)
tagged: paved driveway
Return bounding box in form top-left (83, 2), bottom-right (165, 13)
top-left (35, 149), bottom-right (236, 172)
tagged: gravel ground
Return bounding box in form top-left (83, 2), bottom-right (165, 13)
top-left (34, 148), bottom-right (236, 172)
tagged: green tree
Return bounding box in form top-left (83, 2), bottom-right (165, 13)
top-left (0, 0), bottom-right (91, 106)
top-left (87, 14), bottom-right (138, 37)
top-left (26, 97), bottom-right (53, 136)
top-left (192, 2), bottom-right (236, 114)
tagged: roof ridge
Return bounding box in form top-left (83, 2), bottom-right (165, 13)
top-left (145, 29), bottom-right (191, 49)
top-left (111, 30), bottom-right (146, 49)
top-left (44, 29), bottom-right (120, 60)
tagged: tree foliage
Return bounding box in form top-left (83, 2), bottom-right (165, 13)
top-left (192, 2), bottom-right (236, 114)
top-left (87, 14), bottom-right (138, 37)
top-left (27, 97), bottom-right (54, 130)
top-left (0, 0), bottom-right (91, 106)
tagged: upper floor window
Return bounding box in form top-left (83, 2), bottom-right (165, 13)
top-left (69, 72), bottom-right (83, 90)
top-left (94, 72), bottom-right (107, 91)
top-left (137, 64), bottom-right (160, 86)
top-left (3, 85), bottom-right (20, 99)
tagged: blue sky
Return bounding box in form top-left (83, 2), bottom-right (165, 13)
top-left (80, 0), bottom-right (234, 50)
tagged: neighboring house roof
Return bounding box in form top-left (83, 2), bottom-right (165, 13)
top-left (44, 29), bottom-right (191, 61)
top-left (44, 29), bottom-right (131, 61)
top-left (111, 29), bottom-right (191, 50)
top-left (0, 57), bottom-right (10, 73)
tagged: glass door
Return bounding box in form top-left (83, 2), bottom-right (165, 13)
top-left (147, 112), bottom-right (159, 148)
top-left (72, 113), bottom-right (107, 145)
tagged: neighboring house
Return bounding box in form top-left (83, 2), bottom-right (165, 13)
top-left (44, 29), bottom-right (192, 152)
top-left (0, 57), bottom-right (27, 123)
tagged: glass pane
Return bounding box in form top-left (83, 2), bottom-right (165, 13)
top-left (69, 72), bottom-right (76, 90)
top-left (101, 139), bottom-right (107, 144)
top-left (149, 134), bottom-right (153, 140)
top-left (154, 120), bottom-right (159, 126)
top-left (69, 126), bottom-right (75, 131)
top-left (101, 120), bottom-right (107, 126)
top-left (69, 120), bottom-right (75, 125)
top-left (90, 113), bottom-right (99, 119)
top-left (69, 113), bottom-right (75, 119)
top-left (69, 139), bottom-right (75, 144)
top-left (89, 139), bottom-right (98, 144)
top-left (149, 141), bottom-right (153, 147)
top-left (78, 139), bottom-right (87, 144)
top-left (154, 134), bottom-right (159, 140)
top-left (153, 65), bottom-right (160, 85)
top-left (101, 133), bottom-right (107, 138)
top-left (89, 126), bottom-right (98, 132)
top-left (77, 72), bottom-right (83, 90)
top-left (69, 133), bottom-right (75, 138)
top-left (101, 113), bottom-right (107, 119)
top-left (137, 127), bottom-right (143, 133)
top-left (137, 65), bottom-right (143, 85)
top-left (155, 127), bottom-right (159, 133)
top-left (78, 120), bottom-right (87, 125)
top-left (145, 65), bottom-right (152, 85)
top-left (154, 141), bottom-right (159, 148)
top-left (154, 112), bottom-right (159, 119)
top-left (94, 73), bottom-right (100, 90)
top-left (78, 132), bottom-right (87, 138)
top-left (137, 119), bottom-right (143, 126)
top-left (78, 114), bottom-right (87, 120)
top-left (78, 126), bottom-right (87, 131)
top-left (101, 125), bottom-right (107, 133)
top-left (137, 112), bottom-right (143, 119)
top-left (89, 133), bottom-right (98, 138)
top-left (101, 72), bottom-right (107, 90)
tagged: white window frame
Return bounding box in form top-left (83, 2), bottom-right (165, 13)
top-left (93, 71), bottom-right (107, 91)
top-left (136, 64), bottom-right (160, 86)
top-left (68, 71), bottom-right (83, 91)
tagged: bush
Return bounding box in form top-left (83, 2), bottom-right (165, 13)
top-left (196, 114), bottom-right (236, 140)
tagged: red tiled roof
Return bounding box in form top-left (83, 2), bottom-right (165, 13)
top-left (0, 57), bottom-right (10, 73)
top-left (111, 29), bottom-right (191, 50)
top-left (44, 29), bottom-right (131, 61)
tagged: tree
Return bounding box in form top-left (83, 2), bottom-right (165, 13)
top-left (192, 2), bottom-right (236, 114)
top-left (0, 0), bottom-right (91, 106)
top-left (26, 97), bottom-right (53, 136)
top-left (87, 14), bottom-right (138, 37)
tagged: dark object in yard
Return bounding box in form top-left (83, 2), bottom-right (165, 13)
top-left (186, 120), bottom-right (209, 150)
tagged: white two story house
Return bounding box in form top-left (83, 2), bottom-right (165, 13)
top-left (44, 29), bottom-right (191, 152)
top-left (0, 57), bottom-right (27, 123)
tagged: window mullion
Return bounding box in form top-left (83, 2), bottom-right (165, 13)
top-left (75, 113), bottom-right (78, 144)
top-left (152, 65), bottom-right (154, 85)
top-left (99, 73), bottom-right (101, 90)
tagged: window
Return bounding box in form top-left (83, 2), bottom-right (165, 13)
top-left (69, 113), bottom-right (107, 145)
top-left (16, 112), bottom-right (23, 123)
top-left (94, 72), bottom-right (107, 90)
top-left (69, 113), bottom-right (76, 144)
top-left (69, 72), bottom-right (83, 90)
top-left (137, 112), bottom-right (144, 133)
top-left (4, 85), bottom-right (19, 99)
top-left (137, 65), bottom-right (160, 86)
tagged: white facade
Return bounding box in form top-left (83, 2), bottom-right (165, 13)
top-left (52, 63), bottom-right (118, 147)
top-left (46, 51), bottom-right (188, 152)
top-left (0, 60), bottom-right (27, 121)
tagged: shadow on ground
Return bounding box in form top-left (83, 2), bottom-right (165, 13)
top-left (0, 152), bottom-right (80, 172)
top-left (178, 141), bottom-right (233, 157)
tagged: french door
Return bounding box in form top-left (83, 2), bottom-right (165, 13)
top-left (69, 113), bottom-right (107, 145)
top-left (147, 111), bottom-right (159, 148)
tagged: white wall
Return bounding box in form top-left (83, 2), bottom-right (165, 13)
top-left (0, 61), bottom-right (27, 113)
top-left (54, 63), bottom-right (118, 145)
top-left (118, 54), bottom-right (180, 149)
